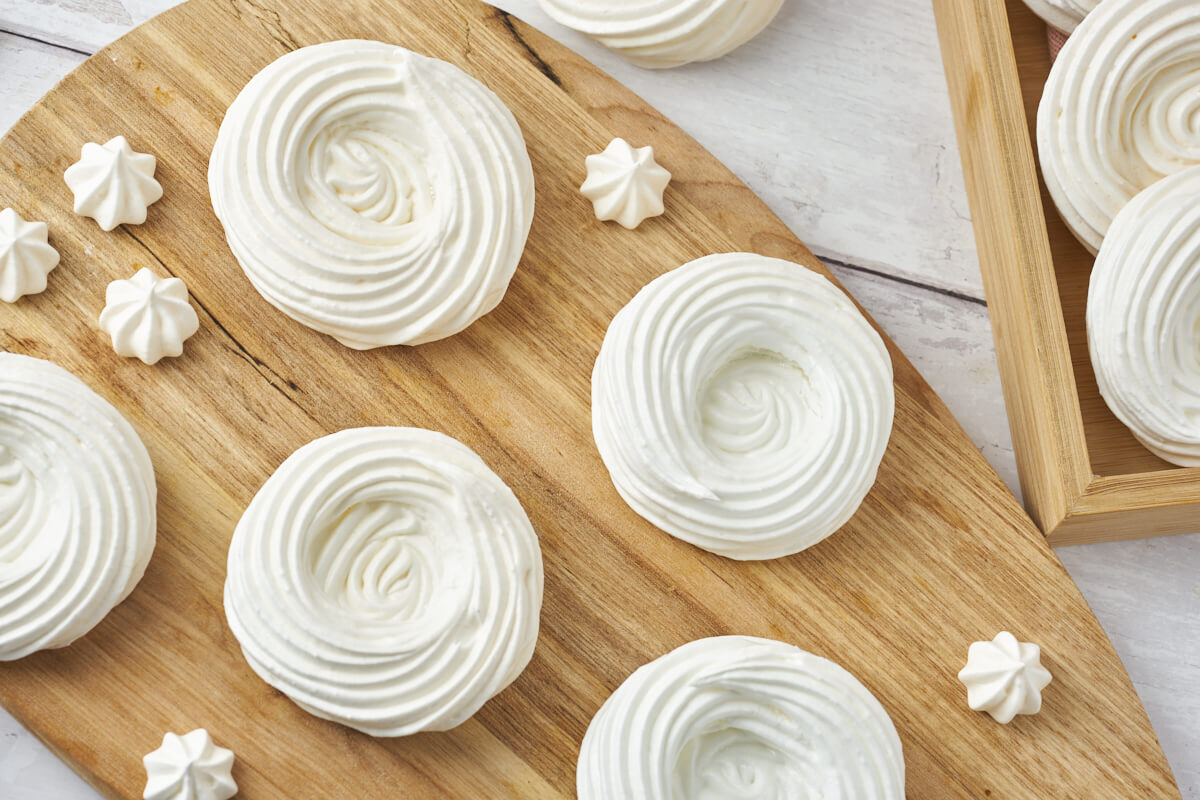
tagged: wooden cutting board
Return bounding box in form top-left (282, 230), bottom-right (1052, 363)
top-left (0, 0), bottom-right (1179, 796)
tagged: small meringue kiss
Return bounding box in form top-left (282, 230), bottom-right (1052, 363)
top-left (0, 207), bottom-right (59, 302)
top-left (581, 138), bottom-right (670, 229)
top-left (65, 136), bottom-right (163, 231)
top-left (143, 729), bottom-right (237, 800)
top-left (99, 268), bottom-right (199, 365)
top-left (958, 632), bottom-right (1052, 724)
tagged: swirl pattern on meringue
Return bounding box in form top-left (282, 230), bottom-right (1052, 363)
top-left (577, 636), bottom-right (905, 799)
top-left (1087, 165), bottom-right (1200, 465)
top-left (1037, 0), bottom-right (1200, 253)
top-left (591, 253), bottom-right (894, 560)
top-left (0, 353), bottom-right (156, 661)
top-left (223, 427), bottom-right (543, 736)
top-left (538, 0), bottom-right (784, 69)
top-left (1021, 0), bottom-right (1097, 33)
top-left (208, 40), bottom-right (535, 349)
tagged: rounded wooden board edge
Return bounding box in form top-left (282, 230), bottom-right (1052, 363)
top-left (0, 0), bottom-right (1179, 796)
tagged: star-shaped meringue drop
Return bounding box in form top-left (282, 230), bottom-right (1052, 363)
top-left (99, 268), bottom-right (200, 365)
top-left (580, 137), bottom-right (671, 229)
top-left (958, 631), bottom-right (1052, 723)
top-left (0, 207), bottom-right (59, 302)
top-left (65, 136), bottom-right (163, 231)
top-left (142, 729), bottom-right (237, 800)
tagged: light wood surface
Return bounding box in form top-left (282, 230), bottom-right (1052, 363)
top-left (0, 0), bottom-right (1185, 796)
top-left (932, 0), bottom-right (1200, 545)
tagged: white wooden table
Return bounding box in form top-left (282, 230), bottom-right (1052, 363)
top-left (0, 1), bottom-right (1196, 797)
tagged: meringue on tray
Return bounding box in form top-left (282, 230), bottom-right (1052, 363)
top-left (208, 40), bottom-right (535, 349)
top-left (224, 427), bottom-right (544, 736)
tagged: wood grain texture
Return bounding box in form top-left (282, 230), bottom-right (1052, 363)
top-left (932, 0), bottom-right (1200, 545)
top-left (0, 0), bottom-right (988, 300)
top-left (0, 0), bottom-right (1179, 797)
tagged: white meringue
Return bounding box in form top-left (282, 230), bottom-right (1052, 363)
top-left (142, 729), bottom-right (236, 800)
top-left (208, 40), bottom-right (535, 349)
top-left (581, 138), bottom-right (670, 229)
top-left (1087, 165), bottom-right (1200, 466)
top-left (1037, 0), bottom-right (1200, 253)
top-left (224, 427), bottom-right (543, 736)
top-left (958, 632), bottom-right (1052, 724)
top-left (538, 0), bottom-right (784, 69)
top-left (99, 268), bottom-right (200, 365)
top-left (578, 636), bottom-right (905, 799)
top-left (64, 136), bottom-right (163, 231)
top-left (1021, 0), bottom-right (1096, 33)
top-left (0, 208), bottom-right (59, 302)
top-left (0, 353), bottom-right (156, 661)
top-left (592, 253), bottom-right (894, 560)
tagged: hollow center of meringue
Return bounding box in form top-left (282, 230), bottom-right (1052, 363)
top-left (699, 348), bottom-right (820, 463)
top-left (307, 499), bottom-right (437, 621)
top-left (303, 113), bottom-right (433, 231)
top-left (1128, 61), bottom-right (1200, 181)
top-left (673, 725), bottom-right (807, 800)
top-left (0, 441), bottom-right (52, 576)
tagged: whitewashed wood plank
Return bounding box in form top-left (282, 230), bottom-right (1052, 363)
top-left (0, 0), bottom-right (132, 52)
top-left (0, 30), bottom-right (84, 136)
top-left (0, 714), bottom-right (97, 799)
top-left (0, 0), bottom-right (985, 298)
top-left (1058, 537), bottom-right (1200, 799)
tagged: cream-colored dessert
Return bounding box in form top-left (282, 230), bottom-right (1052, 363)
top-left (1021, 0), bottom-right (1097, 33)
top-left (958, 632), bottom-right (1052, 724)
top-left (1037, 0), bottom-right (1200, 253)
top-left (224, 427), bottom-right (543, 736)
top-left (64, 136), bottom-right (163, 231)
top-left (0, 208), bottom-right (59, 302)
top-left (538, 0), bottom-right (785, 68)
top-left (143, 729), bottom-right (236, 800)
top-left (581, 138), bottom-right (670, 229)
top-left (208, 40), bottom-right (535, 349)
top-left (99, 268), bottom-right (200, 365)
top-left (0, 353), bottom-right (156, 661)
top-left (1087, 166), bottom-right (1200, 466)
top-left (577, 636), bottom-right (905, 799)
top-left (591, 253), bottom-right (894, 560)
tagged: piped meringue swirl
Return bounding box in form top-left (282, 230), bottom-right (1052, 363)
top-left (1021, 0), bottom-right (1096, 33)
top-left (208, 40), bottom-right (535, 349)
top-left (1037, 0), bottom-right (1200, 253)
top-left (592, 253), bottom-right (894, 560)
top-left (538, 0), bottom-right (784, 69)
top-left (1087, 165), bottom-right (1200, 466)
top-left (577, 636), bottom-right (905, 799)
top-left (223, 427), bottom-right (543, 736)
top-left (0, 353), bottom-right (156, 661)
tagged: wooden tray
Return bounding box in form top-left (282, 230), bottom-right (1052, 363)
top-left (932, 0), bottom-right (1200, 545)
top-left (0, 0), bottom-right (1179, 796)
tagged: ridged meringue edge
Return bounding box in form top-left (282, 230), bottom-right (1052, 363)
top-left (0, 353), bottom-right (157, 661)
